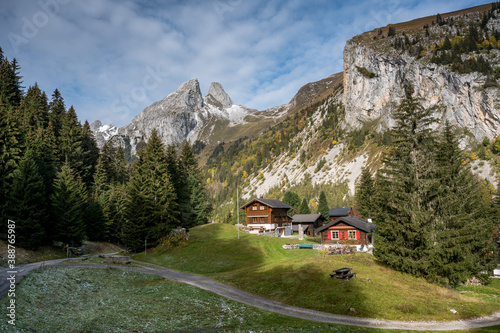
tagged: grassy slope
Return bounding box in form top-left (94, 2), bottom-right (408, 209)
top-left (136, 224), bottom-right (500, 323)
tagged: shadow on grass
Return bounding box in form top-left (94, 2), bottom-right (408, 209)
top-left (223, 261), bottom-right (371, 317)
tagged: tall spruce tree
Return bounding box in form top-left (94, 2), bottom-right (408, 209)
top-left (19, 83), bottom-right (49, 132)
top-left (80, 120), bottom-right (99, 187)
top-left (51, 163), bottom-right (87, 246)
top-left (48, 89), bottom-right (66, 140)
top-left (355, 167), bottom-right (375, 219)
top-left (299, 198), bottom-right (311, 214)
top-left (431, 122), bottom-right (497, 284)
top-left (123, 129), bottom-right (178, 248)
top-left (7, 149), bottom-right (47, 249)
top-left (317, 191), bottom-right (330, 220)
top-left (283, 190), bottom-right (301, 215)
top-left (375, 84), bottom-right (439, 277)
top-left (58, 106), bottom-right (85, 176)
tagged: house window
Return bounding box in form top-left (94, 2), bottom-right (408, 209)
top-left (348, 230), bottom-right (357, 239)
top-left (331, 231), bottom-right (339, 240)
top-left (259, 205), bottom-right (265, 210)
top-left (260, 217), bottom-right (266, 223)
top-left (251, 206), bottom-right (258, 211)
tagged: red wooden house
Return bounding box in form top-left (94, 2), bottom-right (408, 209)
top-left (314, 216), bottom-right (375, 251)
top-left (241, 198), bottom-right (292, 235)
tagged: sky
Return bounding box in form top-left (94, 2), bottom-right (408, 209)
top-left (0, 0), bottom-right (490, 127)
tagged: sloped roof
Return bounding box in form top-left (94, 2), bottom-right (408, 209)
top-left (241, 198), bottom-right (292, 210)
top-left (314, 216), bottom-right (375, 234)
top-left (291, 214), bottom-right (324, 223)
top-left (328, 207), bottom-right (352, 216)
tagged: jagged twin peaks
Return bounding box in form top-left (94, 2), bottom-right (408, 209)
top-left (92, 78), bottom-right (257, 155)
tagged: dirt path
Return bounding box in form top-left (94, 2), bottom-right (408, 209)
top-left (1, 259), bottom-right (500, 331)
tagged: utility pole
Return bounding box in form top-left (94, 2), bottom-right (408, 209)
top-left (237, 187), bottom-right (240, 240)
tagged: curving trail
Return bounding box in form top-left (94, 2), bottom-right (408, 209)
top-left (1, 259), bottom-right (500, 331)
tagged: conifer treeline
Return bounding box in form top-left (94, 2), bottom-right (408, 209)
top-left (355, 84), bottom-right (499, 285)
top-left (0, 47), bottom-right (210, 250)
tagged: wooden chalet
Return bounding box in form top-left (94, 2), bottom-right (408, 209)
top-left (328, 207), bottom-right (355, 222)
top-left (291, 214), bottom-right (325, 237)
top-left (241, 198), bottom-right (292, 235)
top-left (314, 216), bottom-right (375, 252)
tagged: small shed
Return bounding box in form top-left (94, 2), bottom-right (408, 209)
top-left (291, 214), bottom-right (326, 237)
top-left (314, 216), bottom-right (375, 251)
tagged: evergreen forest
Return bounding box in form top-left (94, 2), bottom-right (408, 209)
top-left (0, 46), bottom-right (210, 250)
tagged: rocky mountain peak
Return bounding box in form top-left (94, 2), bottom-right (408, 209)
top-left (206, 82), bottom-right (233, 109)
top-left (159, 78), bottom-right (204, 111)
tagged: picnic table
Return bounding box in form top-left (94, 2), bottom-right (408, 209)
top-left (330, 267), bottom-right (356, 279)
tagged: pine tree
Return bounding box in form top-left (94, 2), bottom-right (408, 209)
top-left (48, 89), bottom-right (66, 139)
top-left (51, 163), bottom-right (87, 246)
top-left (7, 149), bottom-right (47, 249)
top-left (19, 83), bottom-right (49, 131)
top-left (299, 198), bottom-right (311, 214)
top-left (283, 191), bottom-right (301, 214)
top-left (114, 145), bottom-right (128, 184)
top-left (317, 191), bottom-right (330, 220)
top-left (123, 129), bottom-right (178, 248)
top-left (187, 175), bottom-right (210, 228)
top-left (431, 122), bottom-right (497, 284)
top-left (375, 83), bottom-right (439, 277)
top-left (58, 106), bottom-right (85, 176)
top-left (0, 57), bottom-right (23, 107)
top-left (80, 120), bottom-right (99, 187)
top-left (355, 167), bottom-right (375, 219)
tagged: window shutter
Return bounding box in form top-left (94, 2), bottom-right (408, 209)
top-left (345, 231), bottom-right (348, 239)
top-left (356, 230), bottom-right (360, 240)
top-left (339, 231), bottom-right (343, 240)
top-left (327, 231), bottom-right (332, 240)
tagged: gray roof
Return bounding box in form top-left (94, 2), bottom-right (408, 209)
top-left (241, 198), bottom-right (292, 210)
top-left (291, 214), bottom-right (324, 223)
top-left (314, 216), bottom-right (375, 234)
top-left (292, 224), bottom-right (310, 232)
top-left (328, 207), bottom-right (352, 216)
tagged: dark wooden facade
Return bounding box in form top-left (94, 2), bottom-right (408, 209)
top-left (291, 214), bottom-right (326, 237)
top-left (241, 198), bottom-right (292, 232)
top-left (315, 216), bottom-right (375, 247)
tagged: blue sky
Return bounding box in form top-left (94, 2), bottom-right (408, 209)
top-left (0, 0), bottom-right (490, 127)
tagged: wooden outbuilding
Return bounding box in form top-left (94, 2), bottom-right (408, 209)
top-left (291, 214), bottom-right (326, 237)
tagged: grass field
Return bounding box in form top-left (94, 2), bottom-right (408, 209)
top-left (1, 266), bottom-right (499, 333)
top-left (135, 223), bottom-right (500, 322)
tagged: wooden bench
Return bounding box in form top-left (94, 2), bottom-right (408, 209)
top-left (299, 244), bottom-right (313, 249)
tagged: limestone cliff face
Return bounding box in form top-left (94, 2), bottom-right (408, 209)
top-left (343, 41), bottom-right (500, 140)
